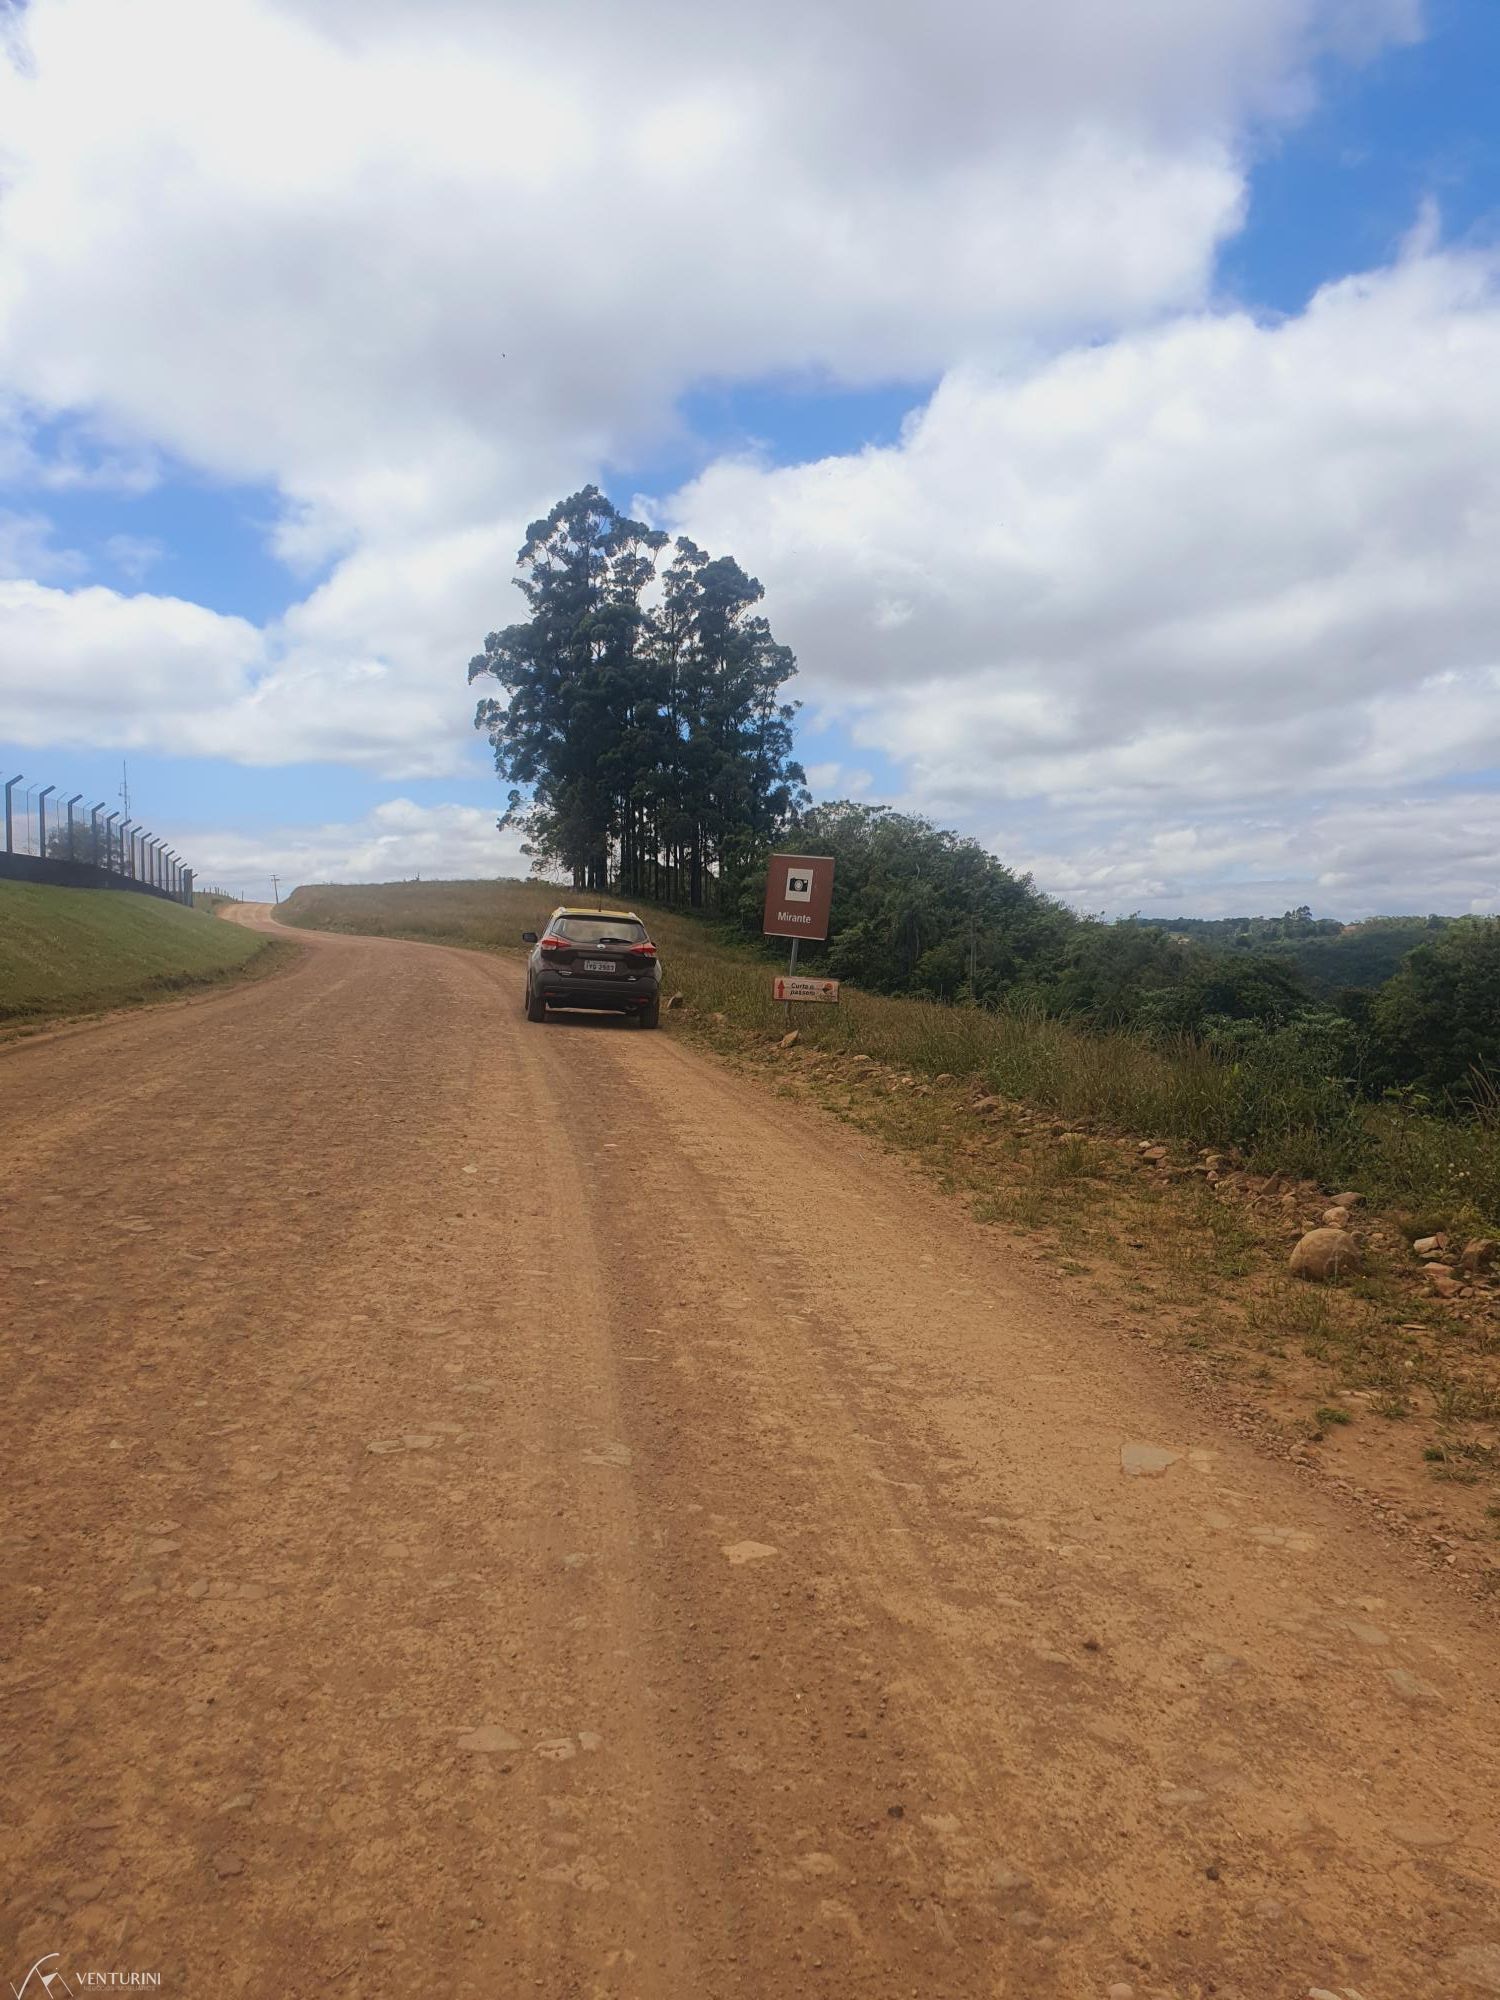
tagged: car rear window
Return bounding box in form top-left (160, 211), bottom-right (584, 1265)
top-left (551, 918), bottom-right (648, 945)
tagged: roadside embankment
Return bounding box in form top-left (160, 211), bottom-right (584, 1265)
top-left (0, 879), bottom-right (281, 1028)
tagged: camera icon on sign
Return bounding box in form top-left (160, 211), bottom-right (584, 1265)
top-left (784, 870), bottom-right (813, 902)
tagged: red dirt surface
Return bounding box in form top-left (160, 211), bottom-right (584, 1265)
top-left (3, 911), bottom-right (1499, 1998)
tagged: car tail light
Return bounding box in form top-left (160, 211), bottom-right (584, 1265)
top-left (629, 942), bottom-right (657, 958)
top-left (540, 936), bottom-right (571, 953)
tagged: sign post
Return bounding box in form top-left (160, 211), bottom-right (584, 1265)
top-left (762, 854), bottom-right (836, 1024)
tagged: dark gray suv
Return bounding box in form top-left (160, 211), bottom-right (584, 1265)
top-left (521, 907), bottom-right (663, 1026)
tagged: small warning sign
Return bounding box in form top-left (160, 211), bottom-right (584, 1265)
top-left (773, 976), bottom-right (840, 1004)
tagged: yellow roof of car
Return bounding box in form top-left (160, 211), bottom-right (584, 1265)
top-left (552, 906), bottom-right (641, 921)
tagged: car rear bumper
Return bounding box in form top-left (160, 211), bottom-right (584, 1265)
top-left (535, 975), bottom-right (657, 1011)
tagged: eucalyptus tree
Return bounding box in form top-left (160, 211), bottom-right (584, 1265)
top-left (469, 487), bottom-right (805, 904)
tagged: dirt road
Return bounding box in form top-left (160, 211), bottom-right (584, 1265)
top-left (3, 913), bottom-right (1499, 1999)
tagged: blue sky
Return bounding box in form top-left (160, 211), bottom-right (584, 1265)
top-left (3, 0), bottom-right (1499, 913)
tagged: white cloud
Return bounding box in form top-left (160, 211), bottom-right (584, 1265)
top-left (0, 508), bottom-right (84, 580)
top-left (998, 791), bottom-right (1500, 920)
top-left (0, 0), bottom-right (1415, 783)
top-left (806, 761), bottom-right (876, 799)
top-left (183, 798), bottom-right (539, 898)
top-left (0, 527), bottom-right (514, 776)
top-left (102, 533), bottom-right (165, 581)
top-left (667, 247), bottom-right (1500, 907)
top-left (0, 579), bottom-right (263, 748)
top-left (0, 391), bottom-right (162, 493)
top-left (10, 0), bottom-right (1491, 920)
top-left (0, 0), bottom-right (1413, 548)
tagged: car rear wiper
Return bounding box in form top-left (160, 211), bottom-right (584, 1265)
top-left (595, 936), bottom-right (638, 947)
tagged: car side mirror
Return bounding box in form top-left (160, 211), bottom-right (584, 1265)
top-left (521, 930), bottom-right (538, 944)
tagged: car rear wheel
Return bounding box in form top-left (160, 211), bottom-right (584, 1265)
top-left (640, 996), bottom-right (661, 1029)
top-left (525, 982), bottom-right (547, 1022)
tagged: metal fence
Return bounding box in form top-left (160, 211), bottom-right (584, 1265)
top-left (2, 771), bottom-right (194, 904)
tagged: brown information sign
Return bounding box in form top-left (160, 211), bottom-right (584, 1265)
top-left (773, 975), bottom-right (839, 1004)
top-left (762, 853), bottom-right (835, 941)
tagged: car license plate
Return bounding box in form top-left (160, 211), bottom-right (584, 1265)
top-left (583, 959), bottom-right (617, 973)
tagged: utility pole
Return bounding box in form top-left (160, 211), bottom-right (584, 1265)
top-left (271, 873), bottom-right (281, 905)
top-left (120, 760), bottom-right (130, 820)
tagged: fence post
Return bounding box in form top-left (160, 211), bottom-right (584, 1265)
top-left (36, 784), bottom-right (55, 859)
top-left (3, 775), bottom-right (20, 854)
top-left (65, 794), bottom-right (83, 861)
top-left (103, 811), bottom-right (121, 873)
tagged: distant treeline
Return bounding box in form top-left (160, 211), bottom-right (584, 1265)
top-left (1127, 909), bottom-right (1452, 995)
top-left (469, 488), bottom-right (1497, 1109)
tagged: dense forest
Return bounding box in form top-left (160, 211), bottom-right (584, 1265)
top-left (470, 488), bottom-right (1499, 1109)
top-left (1130, 910), bottom-right (1452, 995)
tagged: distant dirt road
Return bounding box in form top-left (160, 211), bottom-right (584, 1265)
top-left (4, 910), bottom-right (1500, 1999)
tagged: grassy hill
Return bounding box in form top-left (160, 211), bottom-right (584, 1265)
top-left (0, 881), bottom-right (273, 1025)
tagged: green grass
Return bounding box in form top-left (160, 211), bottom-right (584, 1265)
top-left (279, 877), bottom-right (1500, 1231)
top-left (0, 881), bottom-right (272, 1024)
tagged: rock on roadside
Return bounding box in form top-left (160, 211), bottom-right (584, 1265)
top-left (1289, 1228), bottom-right (1363, 1283)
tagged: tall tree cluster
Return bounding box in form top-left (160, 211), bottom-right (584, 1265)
top-left (468, 487), bottom-right (807, 904)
